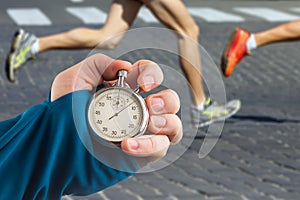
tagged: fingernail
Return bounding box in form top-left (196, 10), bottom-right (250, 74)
top-left (143, 76), bottom-right (155, 90)
top-left (150, 97), bottom-right (164, 113)
top-left (127, 138), bottom-right (139, 150)
top-left (151, 116), bottom-right (166, 128)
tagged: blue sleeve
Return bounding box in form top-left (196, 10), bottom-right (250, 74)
top-left (0, 90), bottom-right (137, 200)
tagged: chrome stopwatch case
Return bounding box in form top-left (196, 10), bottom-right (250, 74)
top-left (88, 70), bottom-right (149, 142)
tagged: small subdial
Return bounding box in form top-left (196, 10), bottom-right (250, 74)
top-left (111, 96), bottom-right (125, 110)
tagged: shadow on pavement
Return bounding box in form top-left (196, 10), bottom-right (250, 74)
top-left (230, 115), bottom-right (300, 124)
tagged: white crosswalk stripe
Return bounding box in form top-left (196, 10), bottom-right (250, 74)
top-left (66, 7), bottom-right (107, 24)
top-left (137, 7), bottom-right (159, 23)
top-left (290, 7), bottom-right (300, 13)
top-left (187, 7), bottom-right (245, 22)
top-left (234, 7), bottom-right (300, 22)
top-left (7, 8), bottom-right (52, 26)
top-left (70, 0), bottom-right (84, 3)
top-left (5, 6), bottom-right (300, 26)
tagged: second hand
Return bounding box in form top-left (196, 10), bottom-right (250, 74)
top-left (108, 101), bottom-right (134, 120)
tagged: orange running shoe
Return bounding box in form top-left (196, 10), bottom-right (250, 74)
top-left (221, 28), bottom-right (251, 77)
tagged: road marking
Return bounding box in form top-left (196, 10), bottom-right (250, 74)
top-left (234, 7), bottom-right (300, 22)
top-left (7, 8), bottom-right (51, 26)
top-left (66, 6), bottom-right (107, 24)
top-left (5, 6), bottom-right (300, 26)
top-left (137, 7), bottom-right (159, 23)
top-left (188, 7), bottom-right (245, 22)
top-left (70, 0), bottom-right (84, 2)
top-left (290, 7), bottom-right (300, 13)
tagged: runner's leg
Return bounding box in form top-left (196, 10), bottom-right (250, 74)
top-left (38, 0), bottom-right (142, 52)
top-left (139, 0), bottom-right (205, 106)
top-left (255, 19), bottom-right (300, 47)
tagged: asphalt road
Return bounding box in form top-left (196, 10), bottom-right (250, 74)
top-left (0, 1), bottom-right (300, 199)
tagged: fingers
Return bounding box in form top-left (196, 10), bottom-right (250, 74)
top-left (145, 89), bottom-right (180, 115)
top-left (75, 56), bottom-right (164, 92)
top-left (148, 114), bottom-right (182, 145)
top-left (121, 89), bottom-right (183, 160)
top-left (51, 54), bottom-right (132, 101)
top-left (74, 54), bottom-right (132, 91)
top-left (121, 135), bottom-right (170, 162)
top-left (145, 89), bottom-right (182, 144)
top-left (52, 54), bottom-right (163, 101)
top-left (127, 60), bottom-right (164, 92)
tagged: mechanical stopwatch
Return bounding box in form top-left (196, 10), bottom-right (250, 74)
top-left (88, 70), bottom-right (149, 142)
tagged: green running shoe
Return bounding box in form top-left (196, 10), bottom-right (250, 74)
top-left (6, 29), bottom-right (37, 82)
top-left (192, 98), bottom-right (241, 128)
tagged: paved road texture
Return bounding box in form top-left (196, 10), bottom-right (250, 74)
top-left (1, 1), bottom-right (300, 200)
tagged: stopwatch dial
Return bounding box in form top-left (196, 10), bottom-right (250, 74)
top-left (88, 88), bottom-right (147, 142)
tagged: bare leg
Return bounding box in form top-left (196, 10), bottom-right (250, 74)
top-left (38, 0), bottom-right (142, 52)
top-left (140, 0), bottom-right (205, 106)
top-left (255, 19), bottom-right (300, 47)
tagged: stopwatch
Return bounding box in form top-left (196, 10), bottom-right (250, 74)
top-left (88, 70), bottom-right (149, 142)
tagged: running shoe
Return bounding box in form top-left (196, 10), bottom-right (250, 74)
top-left (6, 29), bottom-right (37, 82)
top-left (192, 98), bottom-right (241, 128)
top-left (221, 28), bottom-right (251, 77)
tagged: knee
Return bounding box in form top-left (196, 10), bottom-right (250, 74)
top-left (179, 23), bottom-right (200, 41)
top-left (192, 24), bottom-right (200, 39)
top-left (97, 32), bottom-right (124, 50)
top-left (99, 36), bottom-right (121, 50)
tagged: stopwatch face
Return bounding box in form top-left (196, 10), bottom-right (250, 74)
top-left (88, 87), bottom-right (149, 142)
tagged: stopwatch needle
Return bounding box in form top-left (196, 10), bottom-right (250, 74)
top-left (108, 113), bottom-right (118, 120)
top-left (108, 101), bottom-right (134, 120)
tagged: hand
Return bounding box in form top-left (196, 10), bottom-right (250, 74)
top-left (51, 53), bottom-right (182, 162)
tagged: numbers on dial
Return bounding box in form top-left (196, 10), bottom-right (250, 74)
top-left (89, 87), bottom-right (146, 142)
